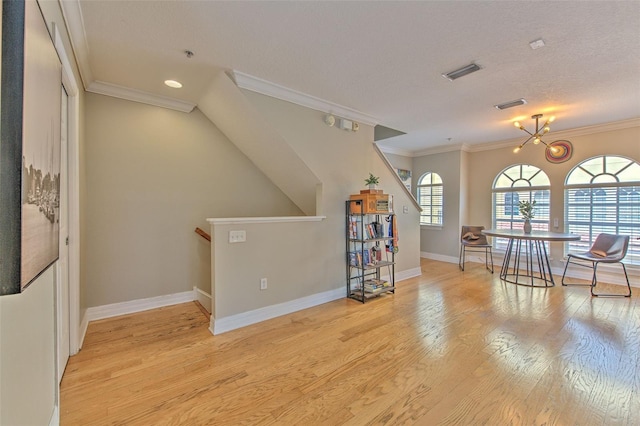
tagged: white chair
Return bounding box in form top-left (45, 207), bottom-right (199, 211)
top-left (561, 233), bottom-right (631, 297)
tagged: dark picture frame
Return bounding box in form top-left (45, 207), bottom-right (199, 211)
top-left (1, 0), bottom-right (61, 295)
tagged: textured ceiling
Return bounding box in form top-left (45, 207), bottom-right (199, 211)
top-left (67, 0), bottom-right (640, 155)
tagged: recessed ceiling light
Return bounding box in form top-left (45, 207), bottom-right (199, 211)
top-left (442, 63), bottom-right (482, 81)
top-left (494, 98), bottom-right (527, 110)
top-left (529, 39), bottom-right (545, 50)
top-left (164, 79), bottom-right (182, 88)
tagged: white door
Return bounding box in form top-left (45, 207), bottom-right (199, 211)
top-left (57, 85), bottom-right (70, 383)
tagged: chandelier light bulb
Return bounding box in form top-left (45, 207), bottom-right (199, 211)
top-left (533, 137), bottom-right (541, 144)
top-left (550, 145), bottom-right (560, 154)
top-left (513, 121), bottom-right (521, 128)
top-left (548, 116), bottom-right (556, 123)
top-left (513, 145), bottom-right (522, 153)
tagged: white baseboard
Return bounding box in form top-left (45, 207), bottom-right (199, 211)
top-left (85, 291), bottom-right (195, 322)
top-left (381, 266), bottom-right (422, 283)
top-left (78, 311), bottom-right (89, 349)
top-left (421, 250), bottom-right (638, 289)
top-left (211, 266), bottom-right (422, 335)
top-left (421, 251), bottom-right (459, 264)
top-left (193, 286), bottom-right (212, 313)
top-left (48, 405), bottom-right (59, 426)
top-left (211, 287), bottom-right (344, 335)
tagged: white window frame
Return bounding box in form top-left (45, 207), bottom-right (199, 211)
top-left (492, 164), bottom-right (550, 251)
top-left (417, 172), bottom-right (443, 226)
top-left (564, 155), bottom-right (640, 266)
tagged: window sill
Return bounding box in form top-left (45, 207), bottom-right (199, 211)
top-left (421, 224), bottom-right (443, 231)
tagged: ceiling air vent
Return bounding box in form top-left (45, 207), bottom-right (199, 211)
top-left (442, 63), bottom-right (481, 81)
top-left (494, 98), bottom-right (527, 110)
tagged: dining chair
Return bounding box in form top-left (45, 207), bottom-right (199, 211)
top-left (459, 225), bottom-right (493, 273)
top-left (561, 233), bottom-right (631, 297)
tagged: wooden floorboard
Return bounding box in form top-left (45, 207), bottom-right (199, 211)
top-left (61, 259), bottom-right (639, 425)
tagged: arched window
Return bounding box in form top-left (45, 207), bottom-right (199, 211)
top-left (417, 172), bottom-right (443, 225)
top-left (565, 155), bottom-right (640, 265)
top-left (492, 164), bottom-right (550, 250)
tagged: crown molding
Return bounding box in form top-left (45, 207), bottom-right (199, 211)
top-left (59, 0), bottom-right (92, 90)
top-left (60, 1), bottom-right (194, 113)
top-left (88, 81), bottom-right (196, 113)
top-left (375, 144), bottom-right (415, 157)
top-left (411, 143), bottom-right (470, 157)
top-left (233, 71), bottom-right (379, 127)
top-left (466, 117), bottom-right (640, 153)
top-left (407, 118), bottom-right (640, 157)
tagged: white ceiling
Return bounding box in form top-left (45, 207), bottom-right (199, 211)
top-left (63, 0), bottom-right (640, 155)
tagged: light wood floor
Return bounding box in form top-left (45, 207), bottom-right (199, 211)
top-left (61, 259), bottom-right (639, 425)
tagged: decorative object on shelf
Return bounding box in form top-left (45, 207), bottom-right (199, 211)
top-left (364, 173), bottom-right (380, 190)
top-left (349, 190), bottom-right (391, 214)
top-left (512, 114), bottom-right (561, 155)
top-left (545, 140), bottom-right (573, 163)
top-left (518, 200), bottom-right (536, 234)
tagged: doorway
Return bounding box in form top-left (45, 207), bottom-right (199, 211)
top-left (57, 86), bottom-right (70, 383)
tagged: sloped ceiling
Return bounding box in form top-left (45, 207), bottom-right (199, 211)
top-left (62, 1), bottom-right (640, 155)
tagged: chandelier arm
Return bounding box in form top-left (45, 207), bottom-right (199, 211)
top-left (521, 135), bottom-right (534, 146)
top-left (520, 128), bottom-right (534, 136)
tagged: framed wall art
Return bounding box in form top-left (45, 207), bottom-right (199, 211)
top-left (1, 0), bottom-right (62, 295)
top-left (397, 168), bottom-right (412, 192)
top-left (546, 140), bottom-right (573, 164)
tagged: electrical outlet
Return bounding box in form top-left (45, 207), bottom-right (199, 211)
top-left (260, 278), bottom-right (267, 290)
top-left (403, 205), bottom-right (409, 214)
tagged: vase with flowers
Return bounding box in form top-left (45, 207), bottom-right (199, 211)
top-left (519, 200), bottom-right (536, 234)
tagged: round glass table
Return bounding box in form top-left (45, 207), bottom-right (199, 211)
top-left (482, 229), bottom-right (581, 287)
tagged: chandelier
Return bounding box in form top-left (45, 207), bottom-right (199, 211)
top-left (513, 114), bottom-right (559, 154)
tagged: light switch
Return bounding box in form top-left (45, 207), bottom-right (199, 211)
top-left (229, 230), bottom-right (246, 243)
top-left (553, 218), bottom-right (559, 228)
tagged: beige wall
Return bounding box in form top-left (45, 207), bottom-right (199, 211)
top-left (0, 269), bottom-right (57, 425)
top-left (412, 123), bottom-right (640, 264)
top-left (243, 90), bottom-right (421, 277)
top-left (84, 93), bottom-right (303, 307)
top-left (206, 89), bottom-right (421, 325)
top-left (467, 124), bottom-right (640, 264)
top-left (384, 152), bottom-right (413, 172)
top-left (211, 219), bottom-right (329, 319)
top-left (412, 150), bottom-right (463, 257)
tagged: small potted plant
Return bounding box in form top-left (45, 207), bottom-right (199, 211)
top-left (518, 200), bottom-right (536, 234)
top-left (365, 173), bottom-right (380, 190)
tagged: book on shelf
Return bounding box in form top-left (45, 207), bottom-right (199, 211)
top-left (363, 278), bottom-right (391, 292)
top-left (349, 252), bottom-right (362, 267)
top-left (363, 249), bottom-right (371, 265)
top-left (348, 248), bottom-right (383, 267)
top-left (349, 219), bottom-right (361, 240)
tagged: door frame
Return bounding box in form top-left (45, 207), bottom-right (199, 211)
top-left (53, 24), bottom-right (80, 355)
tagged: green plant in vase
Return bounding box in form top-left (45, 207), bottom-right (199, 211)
top-left (519, 200), bottom-right (536, 234)
top-left (365, 173), bottom-right (380, 190)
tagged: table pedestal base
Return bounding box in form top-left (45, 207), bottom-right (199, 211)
top-left (500, 238), bottom-right (555, 287)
